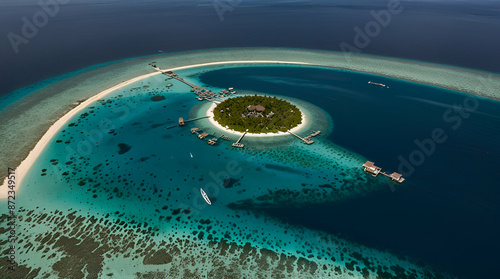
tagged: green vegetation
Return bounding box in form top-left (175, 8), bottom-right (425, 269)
top-left (213, 95), bottom-right (302, 133)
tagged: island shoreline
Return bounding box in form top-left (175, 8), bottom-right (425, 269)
top-left (2, 50), bottom-right (499, 198)
top-left (205, 98), bottom-right (310, 138)
top-left (1, 60), bottom-right (313, 199)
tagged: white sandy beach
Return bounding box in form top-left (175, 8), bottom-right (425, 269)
top-left (205, 102), bottom-right (309, 137)
top-left (3, 51), bottom-right (498, 198)
top-left (0, 60), bottom-right (312, 199)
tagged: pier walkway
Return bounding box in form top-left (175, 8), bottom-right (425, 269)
top-left (166, 116), bottom-right (210, 130)
top-left (288, 130), bottom-right (314, 145)
top-left (362, 161), bottom-right (405, 183)
top-left (153, 66), bottom-right (219, 100)
top-left (232, 130), bottom-right (247, 148)
top-left (183, 116), bottom-right (210, 123)
top-left (160, 69), bottom-right (198, 88)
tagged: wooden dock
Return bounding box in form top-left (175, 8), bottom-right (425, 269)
top-left (232, 130), bottom-right (247, 148)
top-left (159, 69), bottom-right (219, 100)
top-left (161, 70), bottom-right (198, 88)
top-left (309, 131), bottom-right (321, 137)
top-left (362, 161), bottom-right (405, 183)
top-left (183, 116), bottom-right (210, 123)
top-left (303, 131), bottom-right (321, 141)
top-left (152, 67), bottom-right (235, 101)
top-left (288, 130), bottom-right (314, 144)
top-left (170, 116), bottom-right (209, 130)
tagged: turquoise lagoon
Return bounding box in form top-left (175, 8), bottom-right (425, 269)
top-left (2, 49), bottom-right (500, 278)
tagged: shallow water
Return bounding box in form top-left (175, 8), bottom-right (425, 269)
top-left (3, 61), bottom-right (499, 278)
top-left (0, 64), bottom-right (466, 278)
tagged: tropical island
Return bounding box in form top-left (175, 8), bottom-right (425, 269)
top-left (213, 95), bottom-right (303, 133)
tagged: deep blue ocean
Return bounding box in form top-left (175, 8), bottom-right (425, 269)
top-left (2, 1), bottom-right (500, 278)
top-left (1, 0), bottom-right (499, 96)
top-left (199, 66), bottom-right (500, 278)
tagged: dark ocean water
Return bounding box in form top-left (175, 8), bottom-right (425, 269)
top-left (1, 0), bottom-right (500, 96)
top-left (199, 66), bottom-right (500, 278)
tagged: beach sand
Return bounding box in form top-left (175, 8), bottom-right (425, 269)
top-left (2, 49), bottom-right (499, 198)
top-left (0, 60), bottom-right (312, 199)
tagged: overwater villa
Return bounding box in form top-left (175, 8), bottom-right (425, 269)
top-left (198, 132), bottom-right (209, 139)
top-left (208, 138), bottom-right (218, 145)
top-left (362, 161), bottom-right (405, 183)
top-left (389, 172), bottom-right (405, 183)
top-left (362, 161), bottom-right (381, 177)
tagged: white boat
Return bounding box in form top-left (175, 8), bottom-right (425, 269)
top-left (200, 188), bottom-right (212, 205)
top-left (190, 152), bottom-right (193, 158)
top-left (368, 81), bottom-right (389, 88)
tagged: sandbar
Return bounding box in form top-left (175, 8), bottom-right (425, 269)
top-left (0, 60), bottom-right (312, 198)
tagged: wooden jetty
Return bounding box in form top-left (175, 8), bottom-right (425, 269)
top-left (232, 130), bottom-right (247, 148)
top-left (162, 71), bottom-right (198, 88)
top-left (166, 117), bottom-right (208, 130)
top-left (161, 70), bottom-right (218, 100)
top-left (362, 161), bottom-right (405, 183)
top-left (309, 131), bottom-right (321, 137)
top-left (152, 67), bottom-right (235, 101)
top-left (303, 131), bottom-right (321, 142)
top-left (165, 116), bottom-right (210, 132)
top-left (288, 130), bottom-right (314, 145)
top-left (184, 116), bottom-right (210, 124)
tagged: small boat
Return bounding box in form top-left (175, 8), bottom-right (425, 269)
top-left (200, 188), bottom-right (212, 205)
top-left (190, 152), bottom-right (193, 158)
top-left (368, 81), bottom-right (389, 88)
